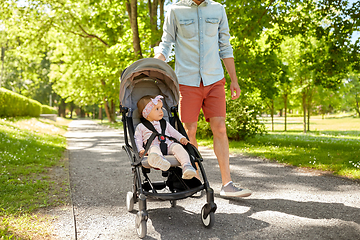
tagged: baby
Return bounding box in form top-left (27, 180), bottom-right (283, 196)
top-left (134, 95), bottom-right (197, 179)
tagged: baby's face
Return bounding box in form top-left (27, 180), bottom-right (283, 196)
top-left (146, 101), bottom-right (164, 121)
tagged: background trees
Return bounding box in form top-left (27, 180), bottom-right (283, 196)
top-left (0, 0), bottom-right (359, 129)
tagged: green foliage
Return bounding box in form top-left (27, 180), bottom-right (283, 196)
top-left (1, 0), bottom-right (360, 127)
top-left (195, 111), bottom-right (212, 140)
top-left (345, 74), bottom-right (360, 116)
top-left (41, 105), bottom-right (57, 114)
top-left (225, 91), bottom-right (267, 140)
top-left (0, 88), bottom-right (41, 117)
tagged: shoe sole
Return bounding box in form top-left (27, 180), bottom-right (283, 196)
top-left (148, 153), bottom-right (170, 171)
top-left (220, 190), bottom-right (252, 198)
top-left (182, 169), bottom-right (197, 179)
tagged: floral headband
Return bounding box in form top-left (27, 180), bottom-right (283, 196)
top-left (142, 95), bottom-right (163, 119)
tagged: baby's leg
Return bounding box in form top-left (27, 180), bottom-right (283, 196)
top-left (148, 145), bottom-right (163, 155)
top-left (147, 145), bottom-right (170, 171)
top-left (169, 143), bottom-right (196, 179)
top-left (168, 143), bottom-right (190, 167)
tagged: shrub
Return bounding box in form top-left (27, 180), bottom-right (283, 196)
top-left (225, 92), bottom-right (266, 140)
top-left (41, 105), bottom-right (57, 114)
top-left (0, 88), bottom-right (41, 117)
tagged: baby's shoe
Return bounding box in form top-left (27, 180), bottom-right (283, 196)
top-left (182, 164), bottom-right (197, 179)
top-left (147, 153), bottom-right (170, 171)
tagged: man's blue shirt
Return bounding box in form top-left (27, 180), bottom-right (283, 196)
top-left (154, 0), bottom-right (234, 87)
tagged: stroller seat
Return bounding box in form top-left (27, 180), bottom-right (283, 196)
top-left (131, 106), bottom-right (181, 168)
top-left (141, 155), bottom-right (180, 168)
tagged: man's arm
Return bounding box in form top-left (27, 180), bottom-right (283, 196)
top-left (222, 57), bottom-right (241, 100)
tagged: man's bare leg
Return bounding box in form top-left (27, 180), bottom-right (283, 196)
top-left (184, 122), bottom-right (198, 148)
top-left (184, 119), bottom-right (231, 184)
top-left (185, 118), bottom-right (251, 197)
top-left (209, 117), bottom-right (232, 185)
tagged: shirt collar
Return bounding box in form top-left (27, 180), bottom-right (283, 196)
top-left (183, 0), bottom-right (208, 7)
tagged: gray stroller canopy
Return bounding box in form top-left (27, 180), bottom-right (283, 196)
top-left (119, 58), bottom-right (179, 111)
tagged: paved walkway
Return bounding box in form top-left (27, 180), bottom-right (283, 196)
top-left (54, 119), bottom-right (360, 239)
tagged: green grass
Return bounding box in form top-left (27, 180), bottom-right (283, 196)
top-left (0, 117), bottom-right (70, 239)
top-left (198, 116), bottom-right (360, 180)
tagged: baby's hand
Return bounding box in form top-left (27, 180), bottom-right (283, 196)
top-left (139, 150), bottom-right (145, 158)
top-left (180, 137), bottom-right (189, 145)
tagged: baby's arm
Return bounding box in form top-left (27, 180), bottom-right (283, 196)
top-left (134, 124), bottom-right (145, 155)
top-left (166, 122), bottom-right (189, 145)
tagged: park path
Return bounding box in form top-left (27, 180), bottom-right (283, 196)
top-left (53, 119), bottom-right (360, 239)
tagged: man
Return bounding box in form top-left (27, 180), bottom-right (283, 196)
top-left (154, 0), bottom-right (251, 197)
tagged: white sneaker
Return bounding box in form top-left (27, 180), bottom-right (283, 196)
top-left (147, 153), bottom-right (170, 171)
top-left (182, 164), bottom-right (197, 179)
top-left (220, 182), bottom-right (252, 197)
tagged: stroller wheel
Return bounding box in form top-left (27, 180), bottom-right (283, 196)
top-left (136, 213), bottom-right (147, 238)
top-left (201, 205), bottom-right (215, 228)
top-left (126, 192), bottom-right (134, 212)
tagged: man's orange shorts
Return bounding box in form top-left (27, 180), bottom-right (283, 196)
top-left (179, 78), bottom-right (226, 123)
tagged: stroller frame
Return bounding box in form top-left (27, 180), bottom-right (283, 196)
top-left (119, 58), bottom-right (217, 238)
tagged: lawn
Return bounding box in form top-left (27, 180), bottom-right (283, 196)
top-left (0, 117), bottom-right (70, 239)
top-left (199, 116), bottom-right (360, 180)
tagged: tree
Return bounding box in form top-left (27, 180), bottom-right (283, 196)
top-left (345, 74), bottom-right (360, 117)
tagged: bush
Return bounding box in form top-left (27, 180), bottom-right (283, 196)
top-left (41, 105), bottom-right (57, 114)
top-left (0, 88), bottom-right (41, 117)
top-left (225, 92), bottom-right (266, 140)
top-left (196, 90), bottom-right (267, 140)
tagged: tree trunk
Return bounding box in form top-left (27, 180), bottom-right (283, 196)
top-left (307, 96), bottom-right (311, 132)
top-left (0, 47), bottom-right (5, 88)
top-left (271, 99), bottom-right (274, 132)
top-left (284, 94), bottom-right (288, 132)
top-left (355, 93), bottom-right (360, 117)
top-left (99, 105), bottom-right (103, 120)
top-left (302, 91), bottom-right (307, 133)
top-left (149, 0), bottom-right (159, 47)
top-left (111, 99), bottom-right (116, 122)
top-left (307, 86), bottom-right (314, 132)
top-left (59, 98), bottom-right (66, 118)
top-left (103, 97), bottom-right (115, 122)
top-left (126, 0), bottom-right (142, 58)
top-left (80, 107), bottom-right (85, 118)
top-left (100, 79), bottom-right (115, 122)
top-left (70, 102), bottom-right (75, 119)
top-left (159, 0), bottom-right (165, 29)
top-left (307, 106), bottom-right (310, 132)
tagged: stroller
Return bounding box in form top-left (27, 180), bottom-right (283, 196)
top-left (119, 58), bottom-right (217, 238)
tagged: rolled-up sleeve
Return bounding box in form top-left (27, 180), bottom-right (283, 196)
top-left (218, 7), bottom-right (234, 59)
top-left (154, 8), bottom-right (177, 62)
